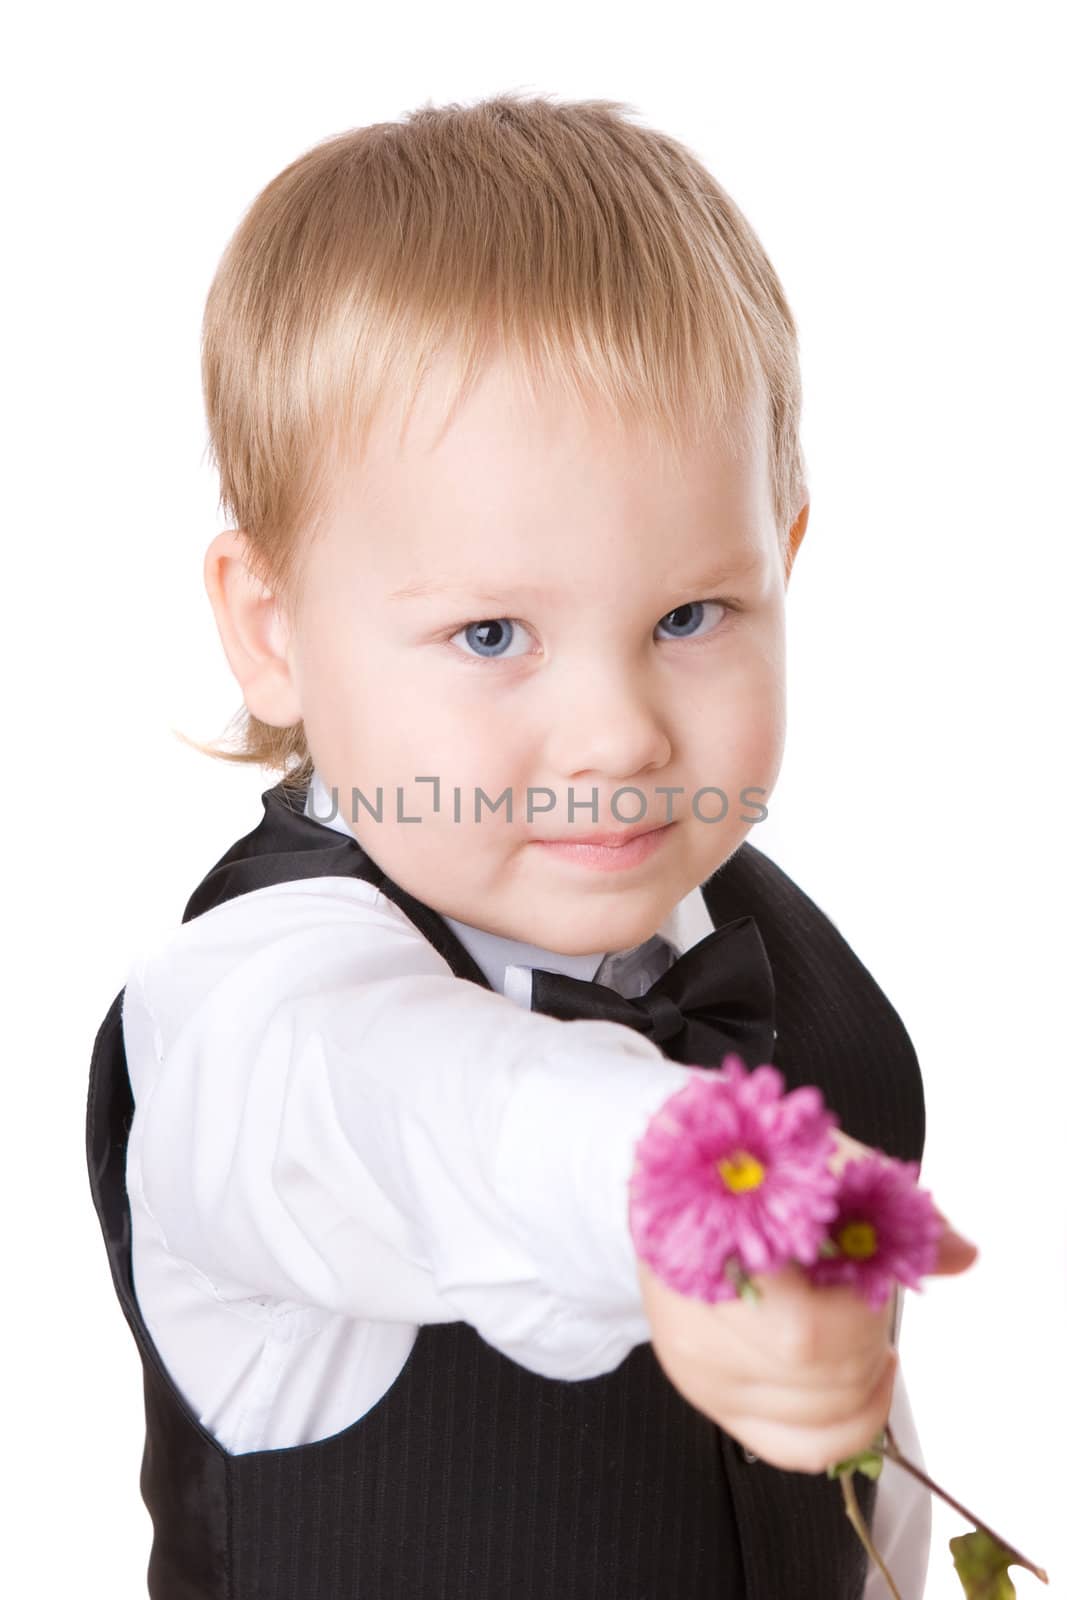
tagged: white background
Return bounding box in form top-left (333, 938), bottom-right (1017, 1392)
top-left (5, 2), bottom-right (1064, 1595)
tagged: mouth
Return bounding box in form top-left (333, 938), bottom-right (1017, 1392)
top-left (528, 820), bottom-right (677, 872)
top-left (533, 820), bottom-right (669, 845)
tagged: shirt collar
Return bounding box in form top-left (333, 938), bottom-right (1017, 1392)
top-left (303, 768), bottom-right (714, 991)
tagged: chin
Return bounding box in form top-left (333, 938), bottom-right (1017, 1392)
top-left (558, 905), bottom-right (668, 956)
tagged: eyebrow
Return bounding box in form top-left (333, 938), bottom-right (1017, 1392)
top-left (387, 553), bottom-right (762, 605)
top-left (387, 579), bottom-right (542, 604)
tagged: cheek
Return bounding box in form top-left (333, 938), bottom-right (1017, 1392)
top-left (686, 652), bottom-right (785, 780)
top-left (338, 678), bottom-right (529, 795)
top-left (422, 700), bottom-right (533, 793)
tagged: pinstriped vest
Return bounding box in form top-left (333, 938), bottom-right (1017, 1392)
top-left (86, 778), bottom-right (925, 1598)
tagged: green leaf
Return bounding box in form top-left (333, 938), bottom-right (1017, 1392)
top-left (826, 1445), bottom-right (884, 1482)
top-left (949, 1528), bottom-right (1018, 1598)
top-left (827, 1428), bottom-right (886, 1482)
top-left (724, 1256), bottom-right (763, 1304)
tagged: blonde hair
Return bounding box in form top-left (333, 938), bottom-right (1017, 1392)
top-left (183, 89), bottom-right (807, 784)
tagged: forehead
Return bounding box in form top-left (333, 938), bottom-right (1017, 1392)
top-left (321, 351), bottom-right (776, 578)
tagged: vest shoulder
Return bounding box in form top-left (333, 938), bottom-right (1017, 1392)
top-left (706, 837), bottom-right (863, 955)
top-left (714, 836), bottom-right (838, 916)
top-left (720, 839), bottom-right (913, 1021)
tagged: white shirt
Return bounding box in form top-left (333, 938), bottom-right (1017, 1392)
top-left (122, 769), bottom-right (930, 1597)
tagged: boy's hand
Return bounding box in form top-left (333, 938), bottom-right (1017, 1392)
top-left (634, 1128), bottom-right (978, 1474)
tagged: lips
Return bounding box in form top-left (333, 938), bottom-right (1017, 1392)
top-left (534, 821), bottom-right (672, 846)
top-left (527, 820), bottom-right (676, 873)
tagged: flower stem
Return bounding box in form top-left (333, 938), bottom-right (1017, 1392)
top-left (881, 1423), bottom-right (1048, 1585)
top-left (724, 1255), bottom-right (763, 1304)
top-left (839, 1469), bottom-right (902, 1599)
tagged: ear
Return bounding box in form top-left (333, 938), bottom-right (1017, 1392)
top-left (203, 530), bottom-right (302, 727)
top-left (784, 501), bottom-right (809, 585)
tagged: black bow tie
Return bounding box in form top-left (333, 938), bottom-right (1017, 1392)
top-left (529, 914), bottom-right (776, 1068)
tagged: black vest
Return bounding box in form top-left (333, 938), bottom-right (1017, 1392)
top-left (86, 779), bottom-right (925, 1599)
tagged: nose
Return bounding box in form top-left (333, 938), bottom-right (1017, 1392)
top-left (542, 659), bottom-right (672, 786)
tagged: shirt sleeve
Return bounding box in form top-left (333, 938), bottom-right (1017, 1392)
top-left (863, 1329), bottom-right (932, 1597)
top-left (124, 875), bottom-right (696, 1381)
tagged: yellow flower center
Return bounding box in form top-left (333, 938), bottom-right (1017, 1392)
top-left (717, 1150), bottom-right (765, 1193)
top-left (837, 1220), bottom-right (877, 1259)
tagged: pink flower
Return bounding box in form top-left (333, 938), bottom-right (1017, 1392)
top-left (628, 1053), bottom-right (841, 1303)
top-left (805, 1152), bottom-right (942, 1310)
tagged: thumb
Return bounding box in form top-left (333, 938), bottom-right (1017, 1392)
top-left (929, 1205), bottom-right (980, 1275)
top-left (827, 1130), bottom-right (979, 1275)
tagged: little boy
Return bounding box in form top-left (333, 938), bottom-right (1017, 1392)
top-left (87, 92), bottom-right (974, 1598)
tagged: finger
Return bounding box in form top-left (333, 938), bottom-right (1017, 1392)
top-left (929, 1207), bottom-right (980, 1274)
top-left (727, 1350), bottom-right (889, 1422)
top-left (729, 1351), bottom-right (898, 1476)
top-left (741, 1263), bottom-right (896, 1366)
top-left (826, 1126), bottom-right (874, 1176)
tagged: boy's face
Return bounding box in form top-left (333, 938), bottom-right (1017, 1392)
top-left (213, 353), bottom-right (804, 956)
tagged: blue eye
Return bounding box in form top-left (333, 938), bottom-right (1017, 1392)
top-left (447, 599), bottom-right (732, 663)
top-left (449, 617), bottom-right (534, 659)
top-left (654, 600), bottom-right (727, 640)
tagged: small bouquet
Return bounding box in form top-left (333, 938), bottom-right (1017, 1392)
top-left (627, 1054), bottom-right (1049, 1598)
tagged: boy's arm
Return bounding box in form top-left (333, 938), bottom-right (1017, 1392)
top-left (124, 875), bottom-right (695, 1380)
